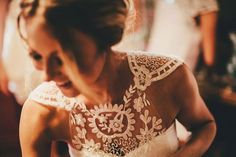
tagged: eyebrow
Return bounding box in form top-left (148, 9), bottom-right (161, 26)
top-left (28, 48), bottom-right (58, 57)
top-left (29, 48), bottom-right (39, 57)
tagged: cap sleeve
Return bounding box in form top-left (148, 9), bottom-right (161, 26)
top-left (28, 81), bottom-right (78, 111)
top-left (128, 52), bottom-right (183, 91)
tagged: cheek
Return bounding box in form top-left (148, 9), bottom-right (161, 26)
top-left (32, 60), bottom-right (44, 71)
top-left (60, 67), bottom-right (70, 78)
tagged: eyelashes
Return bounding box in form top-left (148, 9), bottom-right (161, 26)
top-left (29, 50), bottom-right (42, 61)
top-left (53, 56), bottom-right (63, 66)
top-left (29, 50), bottom-right (63, 66)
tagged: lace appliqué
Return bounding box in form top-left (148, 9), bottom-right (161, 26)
top-left (29, 81), bottom-right (79, 111)
top-left (70, 53), bottom-right (182, 156)
top-left (70, 100), bottom-right (138, 156)
top-left (128, 53), bottom-right (183, 91)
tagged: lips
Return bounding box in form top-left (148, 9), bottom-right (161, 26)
top-left (56, 81), bottom-right (72, 89)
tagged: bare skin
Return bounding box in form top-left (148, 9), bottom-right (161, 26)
top-left (20, 100), bottom-right (71, 157)
top-left (200, 11), bottom-right (218, 67)
top-left (20, 53), bottom-right (216, 157)
top-left (20, 5), bottom-right (216, 157)
top-left (169, 65), bottom-right (216, 157)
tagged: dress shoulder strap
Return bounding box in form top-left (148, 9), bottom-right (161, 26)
top-left (28, 81), bottom-right (79, 111)
top-left (127, 52), bottom-right (183, 91)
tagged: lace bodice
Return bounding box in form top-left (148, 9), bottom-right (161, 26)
top-left (29, 81), bottom-right (79, 111)
top-left (29, 53), bottom-right (183, 157)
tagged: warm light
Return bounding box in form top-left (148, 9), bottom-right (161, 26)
top-left (164, 0), bottom-right (175, 4)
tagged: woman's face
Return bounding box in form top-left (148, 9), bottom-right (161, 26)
top-left (25, 15), bottom-right (99, 97)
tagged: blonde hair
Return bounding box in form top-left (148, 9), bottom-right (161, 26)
top-left (124, 0), bottom-right (137, 35)
top-left (19, 0), bottom-right (131, 103)
top-left (63, 1), bottom-right (135, 103)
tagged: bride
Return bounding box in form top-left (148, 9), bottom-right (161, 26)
top-left (18, 0), bottom-right (216, 156)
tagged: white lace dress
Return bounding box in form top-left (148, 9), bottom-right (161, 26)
top-left (29, 53), bottom-right (183, 157)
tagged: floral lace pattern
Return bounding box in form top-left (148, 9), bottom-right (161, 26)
top-left (128, 53), bottom-right (183, 91)
top-left (70, 53), bottom-right (183, 156)
top-left (29, 81), bottom-right (79, 111)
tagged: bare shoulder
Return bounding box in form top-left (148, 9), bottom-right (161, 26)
top-left (148, 63), bottom-right (195, 107)
top-left (20, 99), bottom-right (70, 156)
top-left (170, 63), bottom-right (199, 103)
top-left (166, 64), bottom-right (215, 130)
top-left (20, 99), bottom-right (54, 136)
top-left (158, 63), bottom-right (199, 106)
top-left (20, 99), bottom-right (70, 140)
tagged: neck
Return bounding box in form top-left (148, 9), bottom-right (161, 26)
top-left (95, 49), bottom-right (115, 101)
top-left (85, 49), bottom-right (116, 104)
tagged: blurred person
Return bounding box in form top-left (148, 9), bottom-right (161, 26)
top-left (113, 0), bottom-right (149, 51)
top-left (148, 0), bottom-right (218, 71)
top-left (0, 0), bottom-right (42, 104)
top-left (18, 0), bottom-right (216, 157)
top-left (0, 0), bottom-right (11, 96)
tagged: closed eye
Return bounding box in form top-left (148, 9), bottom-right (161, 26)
top-left (29, 50), bottom-right (42, 61)
top-left (52, 55), bottom-right (63, 66)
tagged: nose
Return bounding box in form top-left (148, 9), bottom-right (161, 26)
top-left (42, 63), bottom-right (61, 82)
top-left (42, 66), bottom-right (55, 82)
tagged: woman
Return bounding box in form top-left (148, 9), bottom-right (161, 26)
top-left (18, 0), bottom-right (216, 157)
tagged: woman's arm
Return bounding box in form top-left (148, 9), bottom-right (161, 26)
top-left (20, 100), bottom-right (54, 157)
top-left (200, 11), bottom-right (218, 67)
top-left (172, 65), bottom-right (216, 157)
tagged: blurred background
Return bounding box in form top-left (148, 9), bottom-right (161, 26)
top-left (0, 0), bottom-right (236, 157)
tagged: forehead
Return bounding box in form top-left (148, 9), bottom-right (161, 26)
top-left (25, 15), bottom-right (61, 56)
top-left (23, 6), bottom-right (98, 58)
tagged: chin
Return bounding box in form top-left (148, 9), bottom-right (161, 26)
top-left (57, 86), bottom-right (79, 97)
top-left (55, 81), bottom-right (79, 97)
top-left (60, 89), bottom-right (79, 97)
